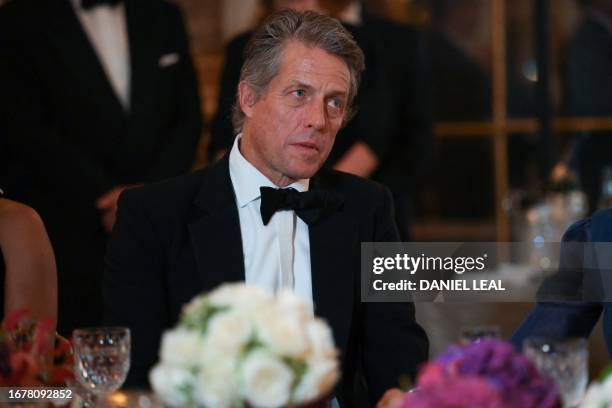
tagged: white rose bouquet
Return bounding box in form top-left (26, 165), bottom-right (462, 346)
top-left (149, 284), bottom-right (339, 408)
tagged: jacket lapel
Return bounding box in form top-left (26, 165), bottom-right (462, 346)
top-left (188, 157), bottom-right (245, 290)
top-left (308, 173), bottom-right (359, 349)
top-left (45, 0), bottom-right (126, 119)
top-left (124, 0), bottom-right (160, 126)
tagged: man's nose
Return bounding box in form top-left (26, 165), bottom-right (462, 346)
top-left (305, 100), bottom-right (326, 130)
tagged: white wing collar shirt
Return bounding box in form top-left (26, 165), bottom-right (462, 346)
top-left (229, 135), bottom-right (314, 307)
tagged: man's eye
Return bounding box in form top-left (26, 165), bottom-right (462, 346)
top-left (292, 89), bottom-right (306, 98)
top-left (328, 98), bottom-right (344, 111)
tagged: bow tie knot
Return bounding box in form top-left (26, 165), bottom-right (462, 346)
top-left (259, 187), bottom-right (343, 226)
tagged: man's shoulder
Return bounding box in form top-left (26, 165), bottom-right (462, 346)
top-left (0, 0), bottom-right (33, 15)
top-left (562, 208), bottom-right (612, 243)
top-left (315, 168), bottom-right (391, 205)
top-left (571, 17), bottom-right (612, 52)
top-left (0, 0), bottom-right (42, 33)
top-left (119, 168), bottom-right (210, 215)
top-left (225, 30), bottom-right (254, 56)
top-left (588, 208), bottom-right (612, 242)
top-left (229, 30), bottom-right (254, 46)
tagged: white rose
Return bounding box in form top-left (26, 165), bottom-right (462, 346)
top-left (602, 376), bottom-right (612, 395)
top-left (208, 284), bottom-right (273, 310)
top-left (200, 310), bottom-right (253, 363)
top-left (194, 356), bottom-right (240, 408)
top-left (581, 376), bottom-right (612, 408)
top-left (149, 364), bottom-right (195, 407)
top-left (306, 319), bottom-right (336, 358)
top-left (256, 309), bottom-right (309, 357)
top-left (160, 328), bottom-right (205, 366)
top-left (293, 359), bottom-right (340, 404)
top-left (240, 350), bottom-right (294, 408)
top-left (581, 383), bottom-right (604, 407)
top-left (182, 293), bottom-right (208, 315)
top-left (276, 289), bottom-right (314, 323)
top-left (160, 328), bottom-right (204, 366)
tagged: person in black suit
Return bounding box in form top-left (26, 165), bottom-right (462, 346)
top-left (210, 0), bottom-right (432, 241)
top-left (512, 208), bottom-right (612, 354)
top-left (104, 10), bottom-right (428, 406)
top-left (0, 0), bottom-right (202, 335)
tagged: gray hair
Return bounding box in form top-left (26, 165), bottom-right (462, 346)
top-left (232, 9), bottom-right (365, 133)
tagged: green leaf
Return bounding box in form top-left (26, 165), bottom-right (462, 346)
top-left (284, 357), bottom-right (308, 392)
top-left (179, 303), bottom-right (229, 335)
top-left (599, 364), bottom-right (612, 382)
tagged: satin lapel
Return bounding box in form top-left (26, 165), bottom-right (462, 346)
top-left (46, 0), bottom-right (125, 118)
top-left (124, 0), bottom-right (160, 125)
top-left (188, 157), bottom-right (245, 290)
top-left (309, 176), bottom-right (359, 349)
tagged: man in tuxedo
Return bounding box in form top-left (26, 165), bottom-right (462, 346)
top-left (0, 0), bottom-right (202, 335)
top-left (104, 10), bottom-right (428, 405)
top-left (210, 0), bottom-right (433, 240)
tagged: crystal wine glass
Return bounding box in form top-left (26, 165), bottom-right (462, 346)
top-left (72, 327), bottom-right (131, 406)
top-left (523, 337), bottom-right (588, 408)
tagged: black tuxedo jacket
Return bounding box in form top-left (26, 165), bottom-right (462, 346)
top-left (104, 157), bottom-right (428, 405)
top-left (0, 0), bottom-right (202, 334)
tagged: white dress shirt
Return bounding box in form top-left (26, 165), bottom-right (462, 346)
top-left (229, 136), bottom-right (314, 307)
top-left (70, 0), bottom-right (131, 110)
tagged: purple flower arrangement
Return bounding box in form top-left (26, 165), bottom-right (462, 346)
top-left (402, 339), bottom-right (560, 408)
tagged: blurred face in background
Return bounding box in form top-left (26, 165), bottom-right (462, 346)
top-left (267, 0), bottom-right (355, 17)
top-left (273, 0), bottom-right (321, 12)
top-left (269, 0), bottom-right (356, 16)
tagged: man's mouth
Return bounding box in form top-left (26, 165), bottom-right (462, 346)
top-left (292, 142), bottom-right (320, 152)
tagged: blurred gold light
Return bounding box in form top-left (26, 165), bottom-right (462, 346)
top-left (107, 391), bottom-right (129, 407)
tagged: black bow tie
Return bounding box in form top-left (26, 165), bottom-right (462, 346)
top-left (259, 187), bottom-right (343, 226)
top-left (81, 0), bottom-right (122, 10)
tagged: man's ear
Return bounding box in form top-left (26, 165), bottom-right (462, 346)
top-left (238, 81), bottom-right (258, 119)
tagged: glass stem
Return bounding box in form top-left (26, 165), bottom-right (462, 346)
top-left (81, 390), bottom-right (98, 408)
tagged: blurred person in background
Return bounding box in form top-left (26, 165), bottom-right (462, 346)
top-left (209, 0), bottom-right (433, 241)
top-left (0, 0), bottom-right (202, 335)
top-left (565, 0), bottom-right (612, 213)
top-left (429, 0), bottom-right (536, 220)
top-left (0, 196), bottom-right (57, 375)
top-left (512, 207), bottom-right (612, 355)
top-left (0, 197), bottom-right (57, 326)
top-left (428, 0), bottom-right (496, 219)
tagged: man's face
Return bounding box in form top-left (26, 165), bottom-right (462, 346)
top-left (240, 41), bottom-right (351, 185)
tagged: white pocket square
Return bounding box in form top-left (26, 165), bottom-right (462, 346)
top-left (159, 53), bottom-right (180, 67)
